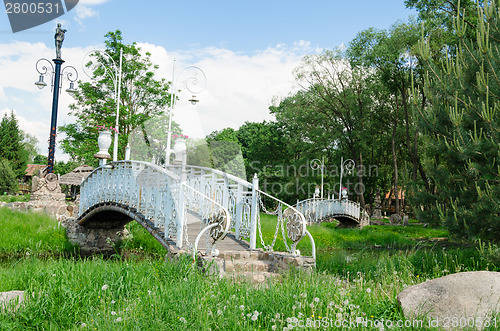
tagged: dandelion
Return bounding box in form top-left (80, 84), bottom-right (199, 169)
top-left (81, 323), bottom-right (87, 327)
top-left (115, 317), bottom-right (122, 322)
top-left (253, 311), bottom-right (259, 316)
top-left (366, 288), bottom-right (372, 293)
top-left (309, 303), bottom-right (314, 308)
top-left (179, 317), bottom-right (186, 323)
top-left (101, 285), bottom-right (108, 291)
top-left (272, 325), bottom-right (277, 330)
top-left (300, 292), bottom-right (307, 298)
top-left (251, 314), bottom-right (258, 321)
top-left (111, 300), bottom-right (116, 304)
top-left (111, 311), bottom-right (116, 315)
top-left (217, 309), bottom-right (223, 315)
top-left (148, 290), bottom-right (152, 295)
top-left (275, 313), bottom-right (280, 319)
top-left (314, 297), bottom-right (319, 303)
top-left (239, 305), bottom-right (245, 310)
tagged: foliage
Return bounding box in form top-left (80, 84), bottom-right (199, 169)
top-left (0, 159), bottom-right (18, 194)
top-left (32, 154), bottom-right (46, 165)
top-left (52, 160), bottom-right (82, 176)
top-left (413, 1), bottom-right (500, 241)
top-left (0, 112), bottom-right (29, 177)
top-left (60, 30), bottom-right (174, 166)
top-left (0, 208), bottom-right (72, 257)
top-left (21, 132), bottom-right (39, 163)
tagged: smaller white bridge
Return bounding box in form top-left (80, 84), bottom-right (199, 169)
top-left (295, 198), bottom-right (370, 228)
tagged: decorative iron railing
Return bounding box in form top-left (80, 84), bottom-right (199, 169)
top-left (166, 165), bottom-right (315, 258)
top-left (79, 161), bottom-right (231, 253)
top-left (295, 198), bottom-right (370, 226)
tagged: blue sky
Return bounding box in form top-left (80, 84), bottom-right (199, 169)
top-left (0, 0), bottom-right (416, 161)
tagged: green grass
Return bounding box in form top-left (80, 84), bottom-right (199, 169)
top-left (0, 208), bottom-right (75, 257)
top-left (0, 194), bottom-right (30, 203)
top-left (0, 209), bottom-right (499, 330)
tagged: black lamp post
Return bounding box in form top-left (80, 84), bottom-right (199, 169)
top-left (35, 24), bottom-right (77, 174)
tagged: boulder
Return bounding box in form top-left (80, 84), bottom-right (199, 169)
top-left (398, 271), bottom-right (500, 330)
top-left (389, 213), bottom-right (402, 224)
top-left (0, 291), bottom-right (24, 312)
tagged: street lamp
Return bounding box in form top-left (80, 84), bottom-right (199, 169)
top-left (165, 60), bottom-right (206, 165)
top-left (82, 48), bottom-right (123, 162)
top-left (338, 157), bottom-right (355, 201)
top-left (34, 24), bottom-right (78, 174)
top-left (310, 157), bottom-right (325, 199)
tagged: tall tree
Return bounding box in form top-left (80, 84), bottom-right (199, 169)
top-left (60, 30), bottom-right (174, 165)
top-left (0, 112), bottom-right (28, 177)
top-left (415, 1), bottom-right (500, 241)
top-left (271, 49), bottom-right (388, 206)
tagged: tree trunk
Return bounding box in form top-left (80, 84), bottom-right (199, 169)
top-left (392, 120), bottom-right (400, 215)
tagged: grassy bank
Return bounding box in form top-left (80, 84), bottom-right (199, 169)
top-left (0, 208), bottom-right (499, 330)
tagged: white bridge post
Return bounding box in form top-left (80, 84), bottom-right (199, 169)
top-left (250, 174), bottom-right (259, 250)
top-left (176, 150), bottom-right (187, 248)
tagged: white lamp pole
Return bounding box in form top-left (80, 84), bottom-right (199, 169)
top-left (310, 156), bottom-right (325, 199)
top-left (338, 157), bottom-right (355, 200)
top-left (165, 61), bottom-right (206, 165)
top-left (82, 48), bottom-right (123, 162)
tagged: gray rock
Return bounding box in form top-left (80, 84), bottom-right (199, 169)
top-left (403, 215), bottom-right (409, 226)
top-left (398, 271), bottom-right (500, 330)
top-left (389, 213), bottom-right (402, 224)
top-left (0, 291), bottom-right (24, 312)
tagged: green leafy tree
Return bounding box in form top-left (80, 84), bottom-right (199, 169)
top-left (271, 49), bottom-right (388, 206)
top-left (0, 112), bottom-right (28, 177)
top-left (414, 1), bottom-right (500, 241)
top-left (0, 159), bottom-right (18, 193)
top-left (60, 30), bottom-right (174, 165)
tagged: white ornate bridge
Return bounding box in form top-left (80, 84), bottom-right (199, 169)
top-left (78, 161), bottom-right (316, 261)
top-left (294, 198), bottom-right (370, 228)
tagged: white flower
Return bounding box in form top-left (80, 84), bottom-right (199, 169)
top-left (251, 314), bottom-right (258, 321)
top-left (81, 323), bottom-right (87, 327)
top-left (217, 309), bottom-right (223, 315)
top-left (111, 300), bottom-right (116, 304)
top-left (275, 313), bottom-right (280, 319)
top-left (366, 288), bottom-right (372, 293)
top-left (314, 297), bottom-right (319, 302)
top-left (179, 317), bottom-right (186, 323)
top-left (115, 317), bottom-right (122, 322)
top-left (253, 311), bottom-right (259, 316)
top-left (272, 325), bottom-right (277, 330)
top-left (301, 292), bottom-right (307, 298)
top-left (239, 305), bottom-right (245, 310)
top-left (101, 285), bottom-right (108, 291)
top-left (111, 311), bottom-right (116, 315)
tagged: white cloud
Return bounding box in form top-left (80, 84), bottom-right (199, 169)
top-left (138, 42), bottom-right (316, 139)
top-left (72, 0), bottom-right (111, 28)
top-left (0, 39), bottom-right (319, 162)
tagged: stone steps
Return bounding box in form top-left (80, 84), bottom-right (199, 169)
top-left (197, 249), bottom-right (315, 284)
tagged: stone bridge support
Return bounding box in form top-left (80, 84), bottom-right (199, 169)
top-left (62, 217), bottom-right (126, 256)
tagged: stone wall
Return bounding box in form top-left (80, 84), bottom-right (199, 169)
top-left (61, 217), bottom-right (126, 256)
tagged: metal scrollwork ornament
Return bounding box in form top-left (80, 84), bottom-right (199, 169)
top-left (208, 209), bottom-right (229, 242)
top-left (284, 208), bottom-right (305, 243)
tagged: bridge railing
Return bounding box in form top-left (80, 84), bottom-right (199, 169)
top-left (295, 198), bottom-right (370, 226)
top-left (166, 165), bottom-right (315, 258)
top-left (79, 161), bottom-right (231, 252)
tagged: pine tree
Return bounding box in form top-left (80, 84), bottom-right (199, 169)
top-left (0, 111), bottom-right (28, 177)
top-left (415, 1), bottom-right (500, 242)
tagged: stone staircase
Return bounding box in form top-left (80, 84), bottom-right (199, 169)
top-left (198, 249), bottom-right (316, 284)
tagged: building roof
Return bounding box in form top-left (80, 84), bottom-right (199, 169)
top-left (59, 165), bottom-right (94, 186)
top-left (25, 164), bottom-right (47, 177)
